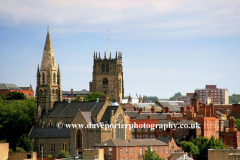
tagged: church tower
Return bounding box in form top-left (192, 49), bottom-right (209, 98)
top-left (35, 30), bottom-right (62, 118)
top-left (90, 51), bottom-right (124, 103)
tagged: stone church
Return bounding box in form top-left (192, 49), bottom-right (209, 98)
top-left (29, 30), bottom-right (130, 157)
top-left (89, 51), bottom-right (124, 103)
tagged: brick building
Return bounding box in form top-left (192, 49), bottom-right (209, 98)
top-left (0, 83), bottom-right (34, 98)
top-left (62, 88), bottom-right (89, 100)
top-left (93, 138), bottom-right (182, 160)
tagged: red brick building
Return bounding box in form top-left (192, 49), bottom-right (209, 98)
top-left (0, 83), bottom-right (34, 98)
top-left (93, 138), bottom-right (181, 160)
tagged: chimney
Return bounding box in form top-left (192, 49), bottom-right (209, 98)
top-left (147, 116), bottom-right (151, 120)
top-left (139, 108), bottom-right (143, 114)
top-left (165, 106), bottom-right (169, 113)
top-left (143, 107), bottom-right (146, 111)
top-left (71, 88), bottom-right (73, 97)
top-left (134, 106), bottom-right (137, 111)
top-left (180, 106), bottom-right (185, 114)
top-left (100, 95), bottom-right (108, 101)
top-left (151, 107), bottom-right (156, 113)
top-left (229, 116), bottom-right (235, 132)
top-left (167, 114), bottom-right (172, 120)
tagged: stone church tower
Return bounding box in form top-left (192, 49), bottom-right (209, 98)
top-left (35, 30), bottom-right (62, 118)
top-left (90, 52), bottom-right (124, 102)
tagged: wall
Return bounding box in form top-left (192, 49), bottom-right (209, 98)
top-left (9, 152), bottom-right (37, 160)
top-left (0, 143), bottom-right (9, 160)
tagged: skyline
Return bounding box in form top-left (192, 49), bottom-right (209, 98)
top-left (0, 0), bottom-right (240, 98)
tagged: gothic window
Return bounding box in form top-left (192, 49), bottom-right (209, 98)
top-left (103, 78), bottom-right (108, 88)
top-left (51, 143), bottom-right (55, 152)
top-left (106, 64), bottom-right (109, 72)
top-left (62, 142), bottom-right (67, 150)
top-left (115, 114), bottom-right (125, 140)
top-left (76, 129), bottom-right (82, 148)
top-left (102, 64), bottom-right (105, 72)
top-left (56, 89), bottom-right (58, 94)
top-left (40, 89), bottom-right (43, 95)
top-left (39, 143), bottom-right (44, 152)
top-left (48, 121), bottom-right (54, 128)
top-left (42, 73), bottom-right (45, 84)
top-left (52, 89), bottom-right (54, 94)
top-left (53, 73), bottom-right (56, 84)
top-left (44, 89), bottom-right (47, 95)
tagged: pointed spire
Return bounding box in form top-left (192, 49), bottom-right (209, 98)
top-left (109, 52), bottom-right (111, 59)
top-left (104, 52), bottom-right (106, 59)
top-left (44, 30), bottom-right (53, 51)
top-left (37, 64), bottom-right (40, 77)
top-left (115, 51), bottom-right (117, 58)
top-left (57, 64), bottom-right (61, 77)
top-left (193, 91), bottom-right (199, 98)
top-left (99, 52), bottom-right (101, 59)
top-left (94, 52), bottom-right (96, 59)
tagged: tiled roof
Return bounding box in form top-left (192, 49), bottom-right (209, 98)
top-left (100, 106), bottom-right (118, 123)
top-left (155, 101), bottom-right (186, 112)
top-left (82, 111), bottom-right (92, 124)
top-left (135, 113), bottom-right (170, 120)
top-left (0, 83), bottom-right (22, 90)
top-left (124, 111), bottom-right (139, 118)
top-left (42, 101), bottom-right (106, 118)
top-left (29, 128), bottom-right (70, 138)
top-left (19, 87), bottom-right (30, 90)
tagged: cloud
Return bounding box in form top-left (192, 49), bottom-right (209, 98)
top-left (0, 0), bottom-right (240, 38)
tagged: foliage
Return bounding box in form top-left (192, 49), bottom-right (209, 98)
top-left (169, 92), bottom-right (183, 100)
top-left (71, 95), bottom-right (83, 101)
top-left (5, 91), bottom-right (27, 100)
top-left (0, 139), bottom-right (6, 143)
top-left (234, 118), bottom-right (240, 131)
top-left (142, 146), bottom-right (164, 160)
top-left (17, 134), bottom-right (33, 152)
top-left (193, 136), bottom-right (224, 160)
top-left (57, 150), bottom-right (71, 158)
top-left (179, 141), bottom-right (199, 157)
top-left (144, 96), bottom-right (158, 103)
top-left (47, 154), bottom-right (53, 159)
top-left (9, 149), bottom-right (13, 153)
top-left (0, 98), bottom-right (35, 151)
top-left (16, 147), bottom-right (26, 152)
top-left (84, 92), bottom-right (112, 102)
top-left (229, 94), bottom-right (240, 104)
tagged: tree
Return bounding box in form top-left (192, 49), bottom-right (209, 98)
top-left (234, 118), bottom-right (240, 131)
top-left (71, 95), bottom-right (83, 101)
top-left (142, 146), bottom-right (164, 160)
top-left (5, 91), bottom-right (27, 100)
top-left (84, 92), bottom-right (112, 102)
top-left (179, 141), bottom-right (199, 158)
top-left (169, 92), bottom-right (183, 100)
top-left (0, 98), bottom-right (35, 150)
top-left (192, 136), bottom-right (224, 160)
top-left (229, 94), bottom-right (240, 104)
top-left (57, 150), bottom-right (71, 158)
top-left (17, 134), bottom-right (33, 152)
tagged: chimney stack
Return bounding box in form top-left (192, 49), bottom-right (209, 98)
top-left (71, 88), bottom-right (73, 97)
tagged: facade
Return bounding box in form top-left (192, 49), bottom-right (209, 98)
top-left (175, 93), bottom-right (194, 106)
top-left (208, 149), bottom-right (240, 160)
top-left (90, 51), bottom-right (124, 103)
top-left (93, 138), bottom-right (181, 160)
top-left (0, 83), bottom-right (34, 98)
top-left (35, 30), bottom-right (62, 119)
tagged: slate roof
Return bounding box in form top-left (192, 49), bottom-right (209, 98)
top-left (124, 111), bottom-right (139, 118)
top-left (158, 120), bottom-right (175, 125)
top-left (0, 83), bottom-right (22, 90)
top-left (131, 103), bottom-right (161, 109)
top-left (19, 87), bottom-right (30, 90)
top-left (155, 101), bottom-right (187, 112)
top-left (93, 138), bottom-right (168, 147)
top-left (62, 89), bottom-right (89, 95)
top-left (42, 101), bottom-right (106, 118)
top-left (135, 113), bottom-right (170, 120)
top-left (82, 111), bottom-right (92, 124)
top-left (100, 106), bottom-right (118, 123)
top-left (193, 91), bottom-right (199, 98)
top-left (29, 128), bottom-right (70, 138)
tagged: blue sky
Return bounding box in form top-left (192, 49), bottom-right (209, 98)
top-left (0, 0), bottom-right (240, 98)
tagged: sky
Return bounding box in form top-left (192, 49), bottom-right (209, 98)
top-left (0, 0), bottom-right (240, 99)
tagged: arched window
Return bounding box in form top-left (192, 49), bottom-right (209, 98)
top-left (48, 121), bottom-right (54, 128)
top-left (62, 142), bottom-right (67, 150)
top-left (106, 64), bottom-right (109, 72)
top-left (42, 73), bottom-right (45, 84)
top-left (52, 89), bottom-right (54, 94)
top-left (43, 89), bottom-right (47, 95)
top-left (102, 64), bottom-right (105, 72)
top-left (76, 129), bottom-right (82, 148)
top-left (39, 143), bottom-right (44, 152)
top-left (115, 114), bottom-right (125, 140)
top-left (53, 73), bottom-right (56, 84)
top-left (103, 78), bottom-right (108, 88)
top-left (51, 142), bottom-right (55, 152)
top-left (40, 89), bottom-right (43, 95)
top-left (56, 89), bottom-right (58, 94)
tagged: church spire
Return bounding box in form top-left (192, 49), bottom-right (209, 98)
top-left (57, 64), bottom-right (61, 84)
top-left (44, 30), bottom-right (53, 51)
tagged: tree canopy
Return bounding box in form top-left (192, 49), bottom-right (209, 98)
top-left (5, 91), bottom-right (27, 100)
top-left (142, 146), bottom-right (164, 160)
top-left (57, 150), bottom-right (71, 158)
top-left (229, 94), bottom-right (240, 104)
top-left (0, 96), bottom-right (35, 151)
top-left (169, 92), bottom-right (183, 100)
top-left (179, 141), bottom-right (199, 158)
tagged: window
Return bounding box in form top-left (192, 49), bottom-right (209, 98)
top-left (103, 78), bottom-right (108, 88)
top-left (132, 147), bottom-right (134, 155)
top-left (156, 146), bottom-right (158, 154)
top-left (175, 128), bottom-right (178, 132)
top-left (40, 89), bottom-right (43, 95)
top-left (159, 128), bottom-right (163, 132)
top-left (132, 135), bottom-right (135, 139)
top-left (166, 146), bottom-right (168, 153)
top-left (102, 64), bottom-right (105, 72)
top-left (39, 143), bottom-right (44, 152)
top-left (150, 135), bottom-right (155, 138)
top-left (144, 135), bottom-right (148, 139)
top-left (120, 147), bottom-right (123, 156)
top-left (167, 128), bottom-right (170, 132)
top-left (137, 135), bottom-right (142, 139)
top-left (144, 128), bottom-right (148, 132)
top-left (161, 146), bottom-right (163, 154)
top-left (137, 128), bottom-right (142, 132)
top-left (109, 147), bottom-right (112, 155)
top-left (52, 89), bottom-right (54, 94)
top-left (131, 128), bottom-right (135, 132)
top-left (76, 129), bottom-right (82, 148)
top-left (51, 143), bottom-right (55, 152)
top-left (126, 147), bottom-right (128, 155)
top-left (183, 128), bottom-right (186, 132)
top-left (150, 128), bottom-right (155, 132)
top-left (140, 147), bottom-right (142, 154)
top-left (106, 64), bottom-right (109, 72)
top-left (53, 73), bottom-right (56, 84)
top-left (62, 142), bottom-right (66, 150)
top-left (42, 73), bottom-right (45, 84)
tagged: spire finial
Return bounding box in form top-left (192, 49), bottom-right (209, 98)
top-left (107, 29), bottom-right (109, 58)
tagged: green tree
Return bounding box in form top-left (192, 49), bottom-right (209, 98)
top-left (229, 94), bottom-right (240, 104)
top-left (17, 134), bottom-right (33, 152)
top-left (57, 150), bottom-right (71, 158)
top-left (5, 91), bottom-right (27, 100)
top-left (71, 95), bottom-right (83, 101)
top-left (193, 136), bottom-right (224, 160)
top-left (234, 118), bottom-right (240, 131)
top-left (84, 92), bottom-right (112, 102)
top-left (142, 146), bottom-right (164, 160)
top-left (0, 98), bottom-right (35, 150)
top-left (179, 141), bottom-right (199, 158)
top-left (169, 92), bottom-right (183, 100)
